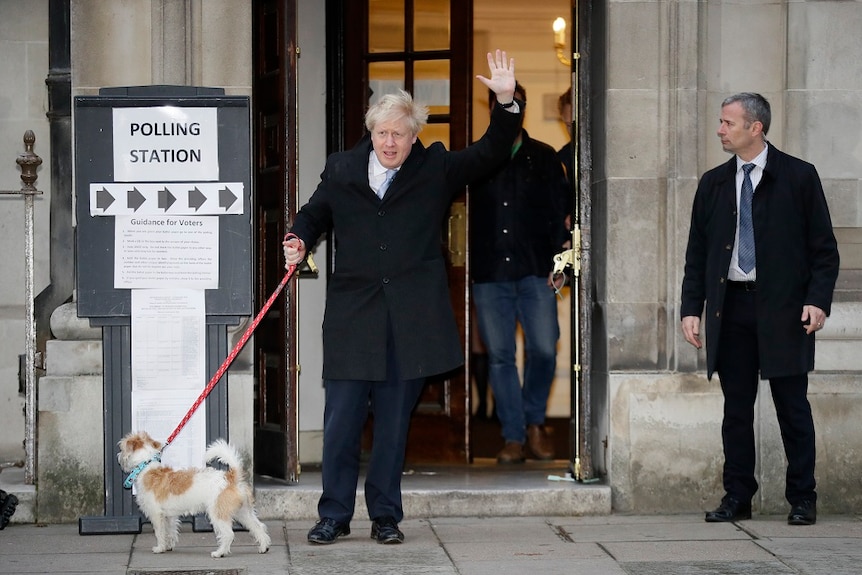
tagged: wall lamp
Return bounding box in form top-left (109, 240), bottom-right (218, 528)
top-left (552, 17), bottom-right (571, 66)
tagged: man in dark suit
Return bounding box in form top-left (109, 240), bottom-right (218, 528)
top-left (681, 92), bottom-right (840, 526)
top-left (283, 50), bottom-right (522, 545)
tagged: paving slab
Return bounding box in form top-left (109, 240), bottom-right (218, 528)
top-left (559, 517), bottom-right (751, 542)
top-left (428, 516), bottom-right (568, 544)
top-left (601, 540), bottom-right (776, 562)
top-left (127, 521), bottom-right (287, 575)
top-left (1, 523), bottom-right (134, 553)
top-left (755, 537), bottom-right (862, 575)
top-left (3, 514), bottom-right (862, 575)
top-left (742, 514), bottom-right (862, 538)
top-left (443, 539), bottom-right (606, 562)
top-left (616, 561), bottom-right (796, 574)
top-left (454, 556), bottom-right (627, 575)
top-left (285, 519), bottom-right (456, 575)
top-left (0, 553), bottom-right (133, 574)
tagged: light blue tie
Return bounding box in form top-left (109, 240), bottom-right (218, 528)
top-left (737, 163), bottom-right (756, 273)
top-left (377, 169), bottom-right (396, 199)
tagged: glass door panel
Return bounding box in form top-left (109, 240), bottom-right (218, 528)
top-left (369, 0), bottom-right (405, 53)
top-left (421, 122), bottom-right (449, 150)
top-left (369, 61), bottom-right (406, 106)
top-left (414, 59), bottom-right (450, 116)
top-left (414, 0), bottom-right (450, 51)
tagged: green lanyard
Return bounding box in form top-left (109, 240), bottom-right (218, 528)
top-left (510, 141), bottom-right (522, 159)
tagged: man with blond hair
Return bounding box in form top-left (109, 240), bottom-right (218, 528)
top-left (284, 50), bottom-right (522, 545)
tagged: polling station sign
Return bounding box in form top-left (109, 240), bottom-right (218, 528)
top-left (112, 107), bottom-right (219, 182)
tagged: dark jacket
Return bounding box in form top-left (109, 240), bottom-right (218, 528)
top-left (680, 144), bottom-right (840, 379)
top-left (471, 130), bottom-right (570, 283)
top-left (289, 104), bottom-right (523, 381)
top-left (558, 141), bottom-right (574, 184)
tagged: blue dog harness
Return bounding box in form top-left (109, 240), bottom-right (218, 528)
top-left (123, 452), bottom-right (161, 489)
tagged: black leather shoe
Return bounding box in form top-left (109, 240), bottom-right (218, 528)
top-left (705, 496), bottom-right (752, 522)
top-left (370, 516), bottom-right (404, 544)
top-left (307, 517), bottom-right (350, 544)
top-left (0, 490), bottom-right (19, 530)
top-left (788, 499), bottom-right (816, 526)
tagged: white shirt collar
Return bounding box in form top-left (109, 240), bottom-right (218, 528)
top-left (737, 143), bottom-right (768, 172)
top-left (368, 150), bottom-right (393, 178)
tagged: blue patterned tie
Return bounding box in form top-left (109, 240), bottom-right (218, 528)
top-left (377, 169), bottom-right (396, 199)
top-left (737, 163), bottom-right (756, 273)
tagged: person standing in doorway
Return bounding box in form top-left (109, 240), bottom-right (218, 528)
top-left (471, 81), bottom-right (570, 464)
top-left (283, 50), bottom-right (522, 545)
top-left (556, 87), bottom-right (574, 183)
top-left (681, 92), bottom-right (839, 525)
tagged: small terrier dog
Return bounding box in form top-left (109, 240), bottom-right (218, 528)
top-left (117, 431), bottom-right (271, 558)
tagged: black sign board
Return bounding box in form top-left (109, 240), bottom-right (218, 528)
top-left (74, 86), bottom-right (252, 320)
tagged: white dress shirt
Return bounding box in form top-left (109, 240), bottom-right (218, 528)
top-left (368, 151), bottom-right (398, 196)
top-left (728, 144), bottom-right (768, 281)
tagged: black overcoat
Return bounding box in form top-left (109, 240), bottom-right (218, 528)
top-left (290, 104), bottom-right (523, 381)
top-left (680, 144), bottom-right (840, 380)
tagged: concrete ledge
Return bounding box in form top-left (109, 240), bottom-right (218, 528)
top-left (44, 340), bottom-right (102, 376)
top-left (49, 302), bottom-right (101, 341)
top-left (609, 372), bottom-right (862, 515)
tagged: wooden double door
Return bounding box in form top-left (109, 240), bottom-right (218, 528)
top-left (252, 0), bottom-right (579, 480)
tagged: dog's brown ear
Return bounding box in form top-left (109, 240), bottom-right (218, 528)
top-left (143, 434), bottom-right (163, 450)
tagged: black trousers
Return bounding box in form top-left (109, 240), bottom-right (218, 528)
top-left (317, 328), bottom-right (426, 525)
top-left (716, 287), bottom-right (816, 505)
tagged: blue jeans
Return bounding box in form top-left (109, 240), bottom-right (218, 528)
top-left (472, 276), bottom-right (560, 443)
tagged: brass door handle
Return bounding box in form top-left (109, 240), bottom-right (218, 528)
top-left (447, 201), bottom-right (466, 267)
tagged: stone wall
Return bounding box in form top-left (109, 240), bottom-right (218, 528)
top-left (0, 0), bottom-right (51, 462)
top-left (599, 0), bottom-right (862, 513)
top-left (608, 372), bottom-right (862, 514)
top-left (37, 304), bottom-right (103, 522)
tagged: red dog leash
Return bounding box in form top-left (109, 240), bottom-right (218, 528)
top-left (162, 233), bottom-right (311, 450)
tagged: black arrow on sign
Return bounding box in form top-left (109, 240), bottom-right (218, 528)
top-left (158, 187), bottom-right (177, 211)
top-left (188, 187), bottom-right (206, 211)
top-left (96, 187), bottom-right (115, 211)
top-left (127, 187), bottom-right (146, 211)
top-left (219, 186), bottom-right (238, 211)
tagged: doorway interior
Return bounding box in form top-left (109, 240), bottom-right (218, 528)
top-left (469, 0), bottom-right (574, 459)
top-left (251, 0), bottom-right (578, 478)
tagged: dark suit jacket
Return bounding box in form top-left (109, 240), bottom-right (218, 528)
top-left (290, 104), bottom-right (523, 381)
top-left (681, 144), bottom-right (840, 380)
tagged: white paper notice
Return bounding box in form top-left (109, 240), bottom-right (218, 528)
top-left (114, 215), bottom-right (219, 289)
top-left (131, 289), bottom-right (208, 470)
top-left (131, 289), bottom-right (206, 390)
top-left (131, 390), bottom-right (207, 470)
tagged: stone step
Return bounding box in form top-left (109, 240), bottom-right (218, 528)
top-left (1, 461), bottom-right (612, 525)
top-left (253, 461), bottom-right (612, 521)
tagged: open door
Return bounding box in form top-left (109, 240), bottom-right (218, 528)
top-left (251, 0), bottom-right (300, 481)
top-left (250, 0), bottom-right (589, 474)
